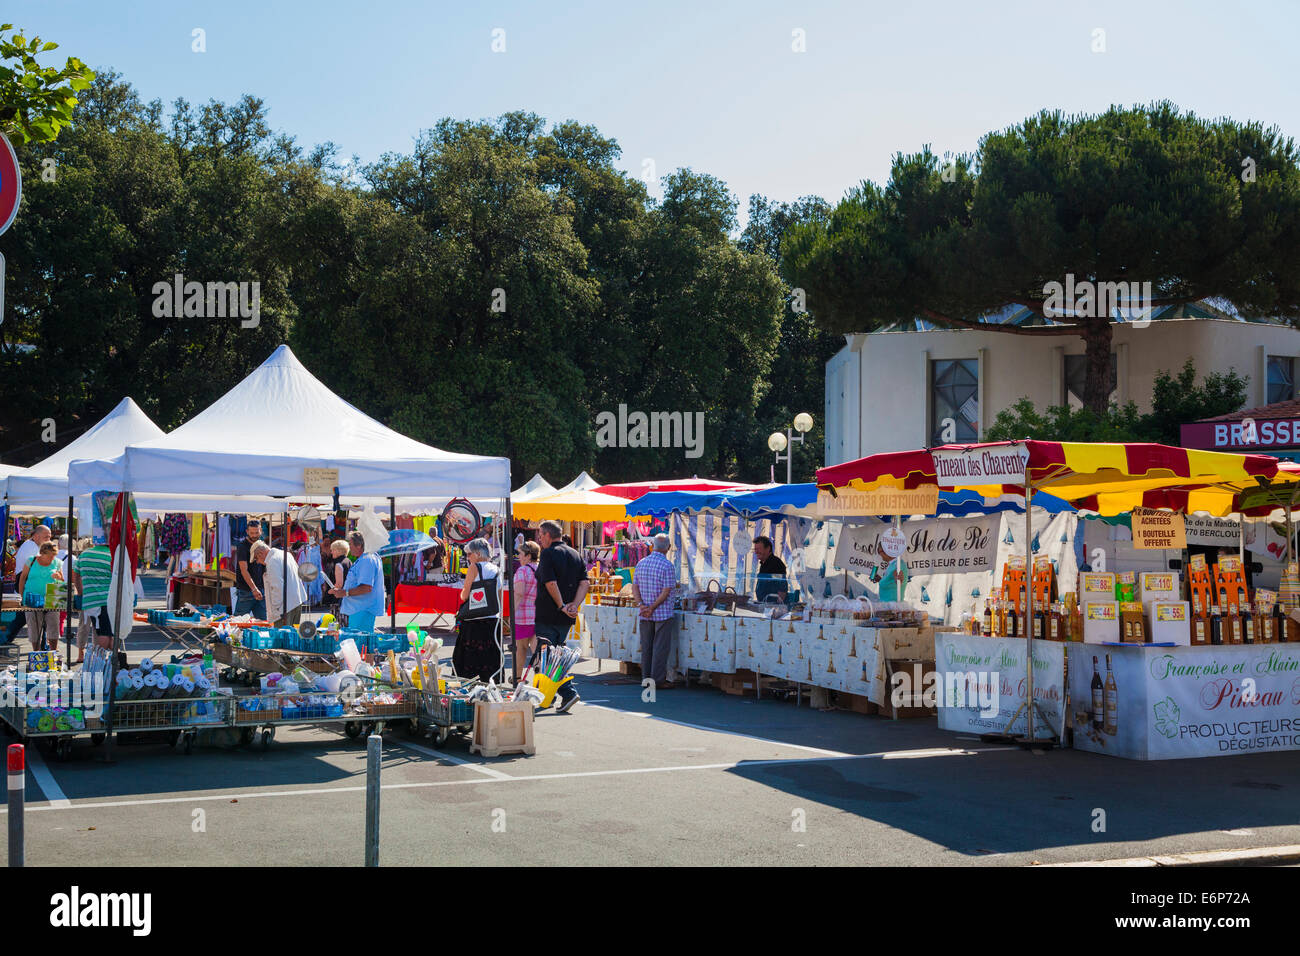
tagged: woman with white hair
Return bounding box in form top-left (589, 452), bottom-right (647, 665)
top-left (452, 537), bottom-right (503, 682)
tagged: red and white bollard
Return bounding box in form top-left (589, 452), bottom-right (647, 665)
top-left (8, 743), bottom-right (24, 867)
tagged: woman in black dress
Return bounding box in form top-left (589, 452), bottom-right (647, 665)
top-left (452, 537), bottom-right (503, 682)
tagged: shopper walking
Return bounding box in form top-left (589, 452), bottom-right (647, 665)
top-left (71, 539), bottom-right (113, 664)
top-left (330, 531), bottom-right (386, 632)
top-left (534, 520), bottom-right (587, 713)
top-left (635, 533), bottom-right (678, 689)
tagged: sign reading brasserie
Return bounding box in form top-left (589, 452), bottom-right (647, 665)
top-left (815, 486), bottom-right (939, 517)
top-left (834, 515), bottom-right (998, 576)
top-left (1131, 508), bottom-right (1187, 550)
top-left (932, 445), bottom-right (1030, 489)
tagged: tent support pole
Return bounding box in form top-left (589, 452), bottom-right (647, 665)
top-left (389, 497), bottom-right (396, 633)
top-left (1024, 470), bottom-right (1034, 742)
top-left (282, 504), bottom-right (289, 627)
top-left (503, 496), bottom-right (513, 685)
top-left (65, 495), bottom-right (74, 662)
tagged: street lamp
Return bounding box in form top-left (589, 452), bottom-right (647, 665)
top-left (769, 414), bottom-right (813, 484)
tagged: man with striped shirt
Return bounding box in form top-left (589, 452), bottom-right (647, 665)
top-left (635, 534), bottom-right (678, 689)
top-left (72, 542), bottom-right (113, 664)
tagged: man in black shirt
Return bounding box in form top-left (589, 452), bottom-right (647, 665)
top-left (534, 519), bottom-right (587, 713)
top-left (753, 535), bottom-right (788, 604)
top-left (235, 520), bottom-right (267, 618)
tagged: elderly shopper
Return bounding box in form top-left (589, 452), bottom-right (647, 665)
top-left (2, 524), bottom-right (51, 646)
top-left (330, 531), bottom-right (386, 632)
top-left (253, 540), bottom-right (307, 626)
top-left (635, 533), bottom-right (678, 689)
top-left (453, 537), bottom-right (503, 682)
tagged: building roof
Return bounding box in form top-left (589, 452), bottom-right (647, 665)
top-left (877, 300), bottom-right (1274, 333)
top-left (1195, 398), bottom-right (1300, 424)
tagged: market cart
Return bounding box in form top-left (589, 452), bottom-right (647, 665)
top-left (416, 684), bottom-right (479, 746)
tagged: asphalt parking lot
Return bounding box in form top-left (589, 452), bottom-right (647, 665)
top-left (7, 652), bottom-right (1300, 867)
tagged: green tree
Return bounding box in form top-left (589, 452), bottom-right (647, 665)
top-left (0, 24), bottom-right (94, 145)
top-left (785, 103), bottom-right (1300, 416)
top-left (986, 359), bottom-right (1248, 444)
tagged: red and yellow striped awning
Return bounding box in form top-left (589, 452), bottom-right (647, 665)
top-left (815, 441), bottom-right (1283, 517)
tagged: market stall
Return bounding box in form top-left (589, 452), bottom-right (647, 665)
top-left (39, 345), bottom-right (517, 758)
top-left (820, 440), bottom-right (1283, 752)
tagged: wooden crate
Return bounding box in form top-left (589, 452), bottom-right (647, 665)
top-left (618, 661), bottom-right (641, 677)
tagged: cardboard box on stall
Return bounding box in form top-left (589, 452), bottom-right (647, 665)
top-left (872, 626), bottom-right (936, 661)
top-left (878, 660), bottom-right (936, 719)
top-left (1150, 601), bottom-right (1191, 645)
top-left (1083, 601), bottom-right (1120, 644)
top-left (713, 669), bottom-right (757, 696)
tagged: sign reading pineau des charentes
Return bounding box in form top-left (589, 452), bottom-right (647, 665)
top-left (932, 446), bottom-right (1030, 489)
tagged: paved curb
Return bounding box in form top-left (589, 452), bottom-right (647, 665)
top-left (1040, 845), bottom-right (1300, 867)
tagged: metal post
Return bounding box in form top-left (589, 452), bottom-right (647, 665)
top-left (65, 495), bottom-right (74, 662)
top-left (282, 506), bottom-right (289, 628)
top-left (1024, 468), bottom-right (1035, 741)
top-left (8, 743), bottom-right (24, 866)
top-left (504, 496), bottom-right (514, 684)
top-left (787, 428), bottom-right (793, 485)
top-left (365, 734), bottom-right (381, 866)
top-left (388, 497), bottom-right (396, 634)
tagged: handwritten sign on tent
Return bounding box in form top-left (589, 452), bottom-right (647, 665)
top-left (1131, 508), bottom-right (1186, 550)
top-left (304, 467), bottom-right (339, 495)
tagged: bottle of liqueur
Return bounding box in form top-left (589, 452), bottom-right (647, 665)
top-left (1007, 601), bottom-right (1018, 639)
top-left (1276, 601), bottom-right (1288, 643)
top-left (1049, 602), bottom-right (1061, 641)
top-left (1242, 604), bottom-right (1255, 645)
top-left (1210, 604), bottom-right (1223, 646)
top-left (1192, 607), bottom-right (1209, 646)
top-left (1103, 654), bottom-right (1118, 737)
top-left (1259, 601), bottom-right (1273, 644)
top-left (1035, 604), bottom-right (1046, 641)
top-left (1091, 656), bottom-right (1104, 731)
top-left (1225, 598), bottom-right (1241, 645)
top-left (982, 600), bottom-right (993, 637)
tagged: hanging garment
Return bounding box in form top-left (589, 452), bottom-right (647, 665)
top-left (189, 514), bottom-right (203, 551)
top-left (160, 513), bottom-right (189, 555)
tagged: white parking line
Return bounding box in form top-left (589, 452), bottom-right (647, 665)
top-left (24, 749), bottom-right (71, 809)
top-left (1, 745), bottom-right (1003, 814)
top-left (395, 739), bottom-right (511, 779)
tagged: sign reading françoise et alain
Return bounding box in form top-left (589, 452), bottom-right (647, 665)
top-left (931, 445), bottom-right (1029, 489)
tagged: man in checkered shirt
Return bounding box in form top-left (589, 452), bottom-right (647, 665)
top-left (635, 534), bottom-right (678, 688)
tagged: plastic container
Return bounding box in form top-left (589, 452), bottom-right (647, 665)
top-left (531, 673), bottom-right (574, 709)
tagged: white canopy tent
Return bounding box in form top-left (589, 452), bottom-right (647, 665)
top-left (555, 471), bottom-right (601, 494)
top-left (68, 345), bottom-right (511, 508)
top-left (4, 398), bottom-right (164, 513)
top-left (512, 473), bottom-right (557, 502)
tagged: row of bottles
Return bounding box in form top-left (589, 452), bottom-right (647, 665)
top-left (1191, 601), bottom-right (1289, 646)
top-left (976, 598), bottom-right (1075, 640)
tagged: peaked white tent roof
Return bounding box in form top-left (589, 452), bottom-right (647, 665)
top-left (4, 398), bottom-right (166, 511)
top-left (512, 473), bottom-right (557, 502)
top-left (556, 471), bottom-right (601, 494)
top-left (68, 345), bottom-right (511, 508)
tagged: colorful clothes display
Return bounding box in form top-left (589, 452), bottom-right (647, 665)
top-left (159, 513), bottom-right (189, 555)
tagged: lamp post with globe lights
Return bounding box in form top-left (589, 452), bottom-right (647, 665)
top-left (768, 413), bottom-right (814, 484)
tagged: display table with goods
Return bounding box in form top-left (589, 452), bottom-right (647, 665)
top-left (584, 596), bottom-right (939, 714)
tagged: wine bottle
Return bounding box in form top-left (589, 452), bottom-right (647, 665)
top-left (982, 601), bottom-right (992, 637)
top-left (1103, 654), bottom-right (1118, 737)
top-left (1276, 603), bottom-right (1287, 643)
top-left (1242, 607), bottom-right (1255, 645)
top-left (1007, 603), bottom-right (1018, 638)
top-left (1192, 610), bottom-right (1208, 646)
top-left (1210, 604), bottom-right (1223, 646)
top-left (1049, 602), bottom-right (1061, 641)
top-left (1091, 656), bottom-right (1103, 731)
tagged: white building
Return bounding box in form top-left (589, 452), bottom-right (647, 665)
top-left (823, 307), bottom-right (1300, 465)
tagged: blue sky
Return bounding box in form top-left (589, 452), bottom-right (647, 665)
top-left (22, 0), bottom-right (1300, 226)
